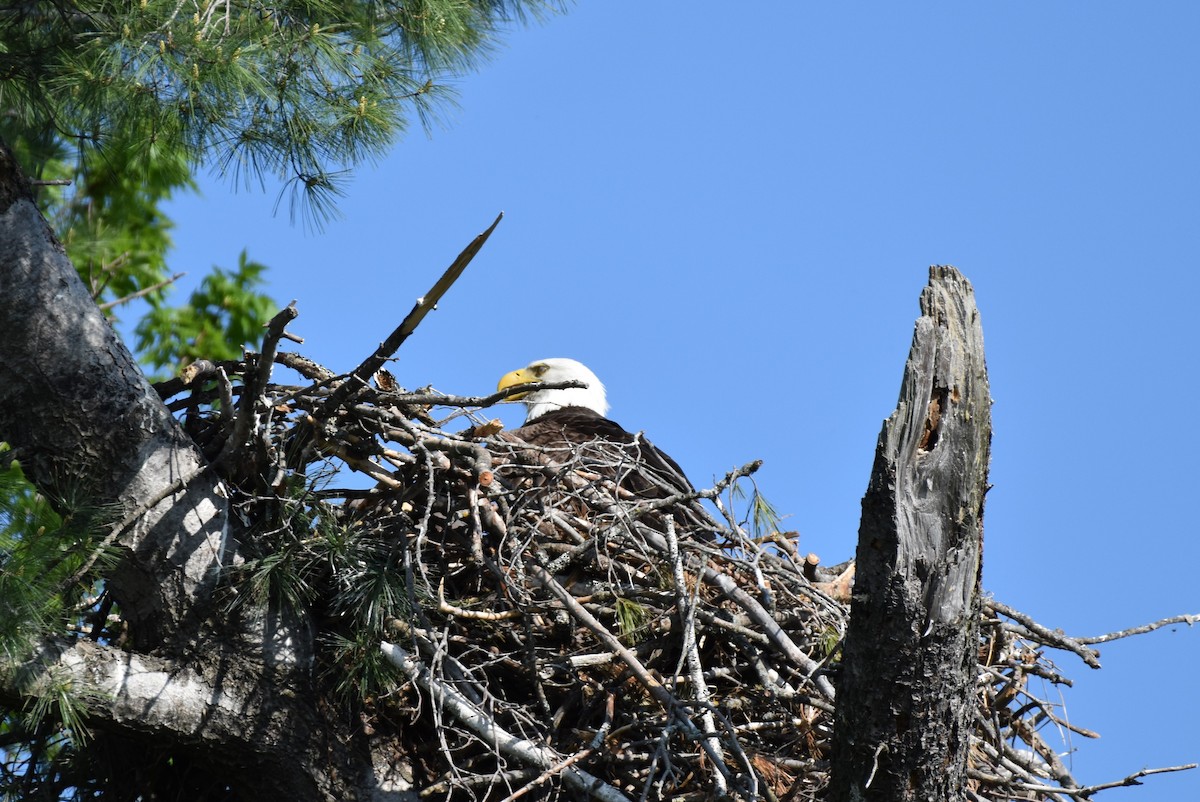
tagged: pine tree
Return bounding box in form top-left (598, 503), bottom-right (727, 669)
top-left (0, 3), bottom-right (566, 798)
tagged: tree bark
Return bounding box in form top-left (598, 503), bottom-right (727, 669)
top-left (828, 266), bottom-right (991, 802)
top-left (0, 144), bottom-right (229, 646)
top-left (0, 142), bottom-right (375, 801)
top-left (2, 638), bottom-right (353, 800)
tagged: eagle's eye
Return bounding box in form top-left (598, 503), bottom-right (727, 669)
top-left (531, 364), bottom-right (549, 377)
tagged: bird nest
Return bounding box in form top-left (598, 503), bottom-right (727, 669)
top-left (158, 346), bottom-right (1190, 802)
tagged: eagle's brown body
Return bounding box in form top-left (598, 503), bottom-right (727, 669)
top-left (510, 406), bottom-right (693, 499)
top-left (503, 404), bottom-right (710, 537)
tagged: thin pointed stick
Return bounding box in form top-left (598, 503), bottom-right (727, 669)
top-left (98, 272), bottom-right (186, 311)
top-left (318, 212), bottom-right (503, 417)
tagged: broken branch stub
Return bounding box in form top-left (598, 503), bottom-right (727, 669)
top-left (829, 265), bottom-right (991, 802)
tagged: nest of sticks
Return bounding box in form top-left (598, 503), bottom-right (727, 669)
top-left (152, 324), bottom-right (1198, 802)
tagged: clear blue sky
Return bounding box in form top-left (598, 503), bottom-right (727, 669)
top-left (164, 3), bottom-right (1200, 795)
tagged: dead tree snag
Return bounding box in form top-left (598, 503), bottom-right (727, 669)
top-left (829, 266), bottom-right (991, 802)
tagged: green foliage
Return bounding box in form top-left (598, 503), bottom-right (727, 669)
top-left (0, 457), bottom-right (122, 662)
top-left (59, 135), bottom-right (192, 312)
top-left (230, 486), bottom-right (411, 703)
top-left (819, 625), bottom-right (842, 661)
top-left (0, 0), bottom-right (564, 218)
top-left (325, 629), bottom-right (402, 703)
top-left (18, 663), bottom-right (98, 747)
top-left (750, 490), bottom-right (784, 539)
top-left (2, 110), bottom-right (277, 381)
top-left (0, 457), bottom-right (125, 788)
top-left (0, 119), bottom-right (190, 314)
top-left (1, 106), bottom-right (278, 384)
top-left (614, 596), bottom-right (650, 644)
top-left (135, 251), bottom-right (277, 375)
top-left (729, 479), bottom-right (785, 541)
top-left (0, 458), bottom-right (65, 663)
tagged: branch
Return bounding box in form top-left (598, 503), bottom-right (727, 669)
top-left (664, 516), bottom-right (729, 794)
top-left (98, 272), bottom-right (186, 311)
top-left (1074, 764), bottom-right (1197, 797)
top-left (987, 599), bottom-right (1101, 668)
top-left (4, 639), bottom-right (340, 800)
top-left (629, 459), bottom-right (761, 517)
top-left (318, 213), bottom-right (503, 417)
top-left (381, 379), bottom-right (586, 410)
top-left (696, 557), bottom-right (837, 700)
top-left (437, 580), bottom-right (520, 621)
top-left (380, 640), bottom-right (633, 802)
top-left (215, 301), bottom-right (299, 467)
top-left (16, 639), bottom-right (241, 737)
top-left (1075, 613), bottom-right (1200, 645)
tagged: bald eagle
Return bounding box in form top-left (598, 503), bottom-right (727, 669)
top-left (494, 358), bottom-right (709, 536)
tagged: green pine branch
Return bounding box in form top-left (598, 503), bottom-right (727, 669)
top-left (1, 0), bottom-right (565, 214)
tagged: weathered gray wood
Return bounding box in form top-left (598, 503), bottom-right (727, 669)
top-left (828, 266), bottom-right (991, 802)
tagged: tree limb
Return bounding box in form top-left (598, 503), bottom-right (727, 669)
top-left (5, 639), bottom-right (343, 801)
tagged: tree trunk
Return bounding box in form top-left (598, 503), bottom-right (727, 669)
top-left (0, 144), bottom-right (229, 646)
top-left (828, 266), bottom-right (991, 802)
top-left (0, 142), bottom-right (377, 801)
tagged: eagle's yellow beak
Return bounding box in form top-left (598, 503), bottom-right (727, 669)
top-left (497, 368), bottom-right (535, 400)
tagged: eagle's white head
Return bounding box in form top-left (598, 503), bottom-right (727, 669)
top-left (497, 358), bottom-right (610, 422)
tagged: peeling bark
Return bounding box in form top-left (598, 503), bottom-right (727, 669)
top-left (828, 266), bottom-right (991, 802)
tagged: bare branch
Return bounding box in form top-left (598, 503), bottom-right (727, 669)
top-left (987, 599), bottom-right (1102, 668)
top-left (318, 213), bottom-right (503, 417)
top-left (98, 272), bottom-right (186, 311)
top-left (214, 301), bottom-right (299, 467)
top-left (1074, 764), bottom-right (1198, 797)
top-left (380, 641), bottom-right (634, 802)
top-left (1076, 613), bottom-right (1200, 645)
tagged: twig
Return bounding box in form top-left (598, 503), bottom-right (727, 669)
top-left (380, 379), bottom-right (586, 411)
top-left (275, 351), bottom-right (336, 383)
top-left (630, 460), bottom-right (762, 518)
top-left (1073, 763), bottom-right (1197, 797)
top-left (98, 272), bottom-right (186, 311)
top-left (437, 580), bottom-right (521, 621)
top-left (500, 745), bottom-right (599, 802)
top-left (664, 515), bottom-right (729, 794)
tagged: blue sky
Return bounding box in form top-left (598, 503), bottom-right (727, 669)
top-left (163, 3), bottom-right (1199, 794)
